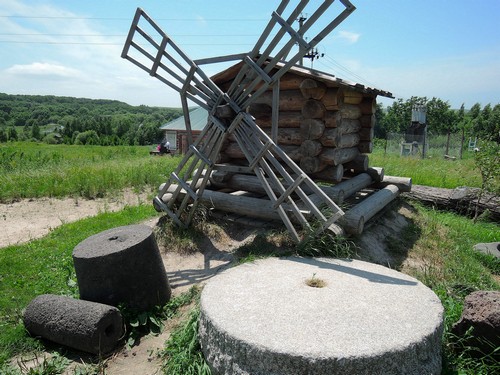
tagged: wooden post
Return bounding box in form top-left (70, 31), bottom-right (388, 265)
top-left (342, 184), bottom-right (400, 235)
top-left (373, 175), bottom-right (412, 192)
top-left (334, 173), bottom-right (373, 200)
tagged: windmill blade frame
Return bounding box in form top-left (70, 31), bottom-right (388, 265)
top-left (121, 0), bottom-right (356, 241)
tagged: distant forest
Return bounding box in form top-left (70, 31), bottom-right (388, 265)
top-left (0, 93), bottom-right (498, 146)
top-left (0, 93), bottom-right (183, 145)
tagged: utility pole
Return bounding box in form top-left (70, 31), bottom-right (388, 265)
top-left (297, 14), bottom-right (306, 66)
top-left (297, 13), bottom-right (324, 68)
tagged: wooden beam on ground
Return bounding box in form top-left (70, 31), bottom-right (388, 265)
top-left (374, 175), bottom-right (412, 192)
top-left (341, 184), bottom-right (400, 235)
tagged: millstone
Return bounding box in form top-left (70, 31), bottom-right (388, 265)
top-left (199, 257), bottom-right (444, 375)
top-left (73, 224), bottom-right (171, 311)
top-left (23, 294), bottom-right (123, 354)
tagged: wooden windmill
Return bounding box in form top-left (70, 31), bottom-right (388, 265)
top-left (121, 0), bottom-right (357, 242)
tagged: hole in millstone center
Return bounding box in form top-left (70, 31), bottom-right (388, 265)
top-left (108, 236), bottom-right (119, 241)
top-left (305, 273), bottom-right (327, 288)
top-left (104, 324), bottom-right (115, 337)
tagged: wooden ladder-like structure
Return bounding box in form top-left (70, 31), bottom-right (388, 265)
top-left (122, 1), bottom-right (356, 241)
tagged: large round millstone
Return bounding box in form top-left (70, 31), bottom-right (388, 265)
top-left (73, 224), bottom-right (171, 311)
top-left (199, 257), bottom-right (444, 375)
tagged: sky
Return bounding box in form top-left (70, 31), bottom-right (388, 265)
top-left (1, 0), bottom-right (499, 110)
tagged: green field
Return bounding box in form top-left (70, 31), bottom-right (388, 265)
top-left (0, 142), bottom-right (486, 204)
top-left (369, 149), bottom-right (481, 189)
top-left (0, 142), bottom-right (498, 374)
top-left (0, 142), bottom-right (181, 202)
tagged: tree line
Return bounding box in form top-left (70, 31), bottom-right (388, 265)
top-left (0, 93), bottom-right (182, 145)
top-left (1, 93), bottom-right (498, 146)
top-left (375, 96), bottom-right (500, 142)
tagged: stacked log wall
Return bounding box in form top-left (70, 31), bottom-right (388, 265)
top-left (217, 72), bottom-right (377, 183)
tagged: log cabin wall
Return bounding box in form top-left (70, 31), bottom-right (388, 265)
top-left (212, 65), bottom-right (390, 184)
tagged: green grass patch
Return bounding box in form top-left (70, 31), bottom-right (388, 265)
top-left (160, 306), bottom-right (211, 375)
top-left (0, 204), bottom-right (159, 365)
top-left (395, 204), bottom-right (499, 374)
top-left (369, 149), bottom-right (481, 188)
top-left (120, 286), bottom-right (201, 348)
top-left (0, 142), bottom-right (180, 202)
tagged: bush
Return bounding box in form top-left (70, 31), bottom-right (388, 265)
top-left (74, 130), bottom-right (100, 145)
top-left (42, 133), bottom-right (61, 144)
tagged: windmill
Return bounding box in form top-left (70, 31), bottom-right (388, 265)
top-left (121, 0), bottom-right (356, 242)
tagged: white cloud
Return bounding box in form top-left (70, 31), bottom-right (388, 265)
top-left (336, 30), bottom-right (360, 44)
top-left (6, 62), bottom-right (81, 79)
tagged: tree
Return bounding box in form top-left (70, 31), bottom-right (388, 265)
top-left (74, 130), bottom-right (100, 145)
top-left (426, 97), bottom-right (456, 135)
top-left (7, 127), bottom-right (18, 141)
top-left (473, 140), bottom-right (500, 221)
top-left (31, 123), bottom-right (41, 140)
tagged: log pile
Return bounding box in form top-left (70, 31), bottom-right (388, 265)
top-left (215, 69), bottom-right (379, 184)
top-left (159, 167), bottom-right (412, 236)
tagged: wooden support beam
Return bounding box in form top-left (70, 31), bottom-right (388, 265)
top-left (373, 175), bottom-right (412, 192)
top-left (342, 184), bottom-right (400, 235)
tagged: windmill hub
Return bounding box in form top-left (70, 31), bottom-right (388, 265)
top-left (199, 257), bottom-right (444, 375)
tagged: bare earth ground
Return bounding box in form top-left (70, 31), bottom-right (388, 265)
top-left (0, 190), bottom-right (151, 248)
top-left (3, 194), bottom-right (414, 374)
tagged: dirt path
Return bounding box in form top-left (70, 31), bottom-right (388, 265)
top-left (0, 190), bottom-right (151, 248)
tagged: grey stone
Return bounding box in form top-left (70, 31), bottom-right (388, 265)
top-left (73, 224), bottom-right (171, 311)
top-left (452, 290), bottom-right (500, 358)
top-left (23, 294), bottom-right (123, 354)
top-left (473, 242), bottom-right (500, 259)
top-left (199, 257), bottom-right (444, 375)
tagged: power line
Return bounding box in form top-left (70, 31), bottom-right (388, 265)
top-left (0, 40), bottom-right (258, 46)
top-left (0, 33), bottom-right (259, 37)
top-left (0, 15), bottom-right (267, 21)
top-left (319, 55), bottom-right (380, 89)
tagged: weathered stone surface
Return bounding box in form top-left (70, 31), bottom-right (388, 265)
top-left (199, 257), bottom-right (444, 375)
top-left (452, 290), bottom-right (500, 357)
top-left (23, 294), bottom-right (123, 354)
top-left (73, 224), bottom-right (171, 311)
top-left (473, 242), bottom-right (500, 259)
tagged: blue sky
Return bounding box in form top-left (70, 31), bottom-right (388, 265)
top-left (1, 0), bottom-right (499, 109)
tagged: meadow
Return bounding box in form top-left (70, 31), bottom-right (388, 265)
top-left (0, 142), bottom-right (181, 202)
top-left (0, 142), bottom-right (498, 374)
top-left (0, 142), bottom-right (484, 204)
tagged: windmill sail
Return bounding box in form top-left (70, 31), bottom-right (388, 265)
top-left (122, 1), bottom-right (356, 241)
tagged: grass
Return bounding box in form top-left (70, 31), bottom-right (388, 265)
top-left (369, 148), bottom-right (481, 189)
top-left (393, 203), bottom-right (499, 374)
top-left (0, 204), bottom-right (159, 365)
top-left (0, 142), bottom-right (181, 202)
top-left (0, 141), bottom-right (498, 373)
top-left (159, 298), bottom-right (211, 375)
